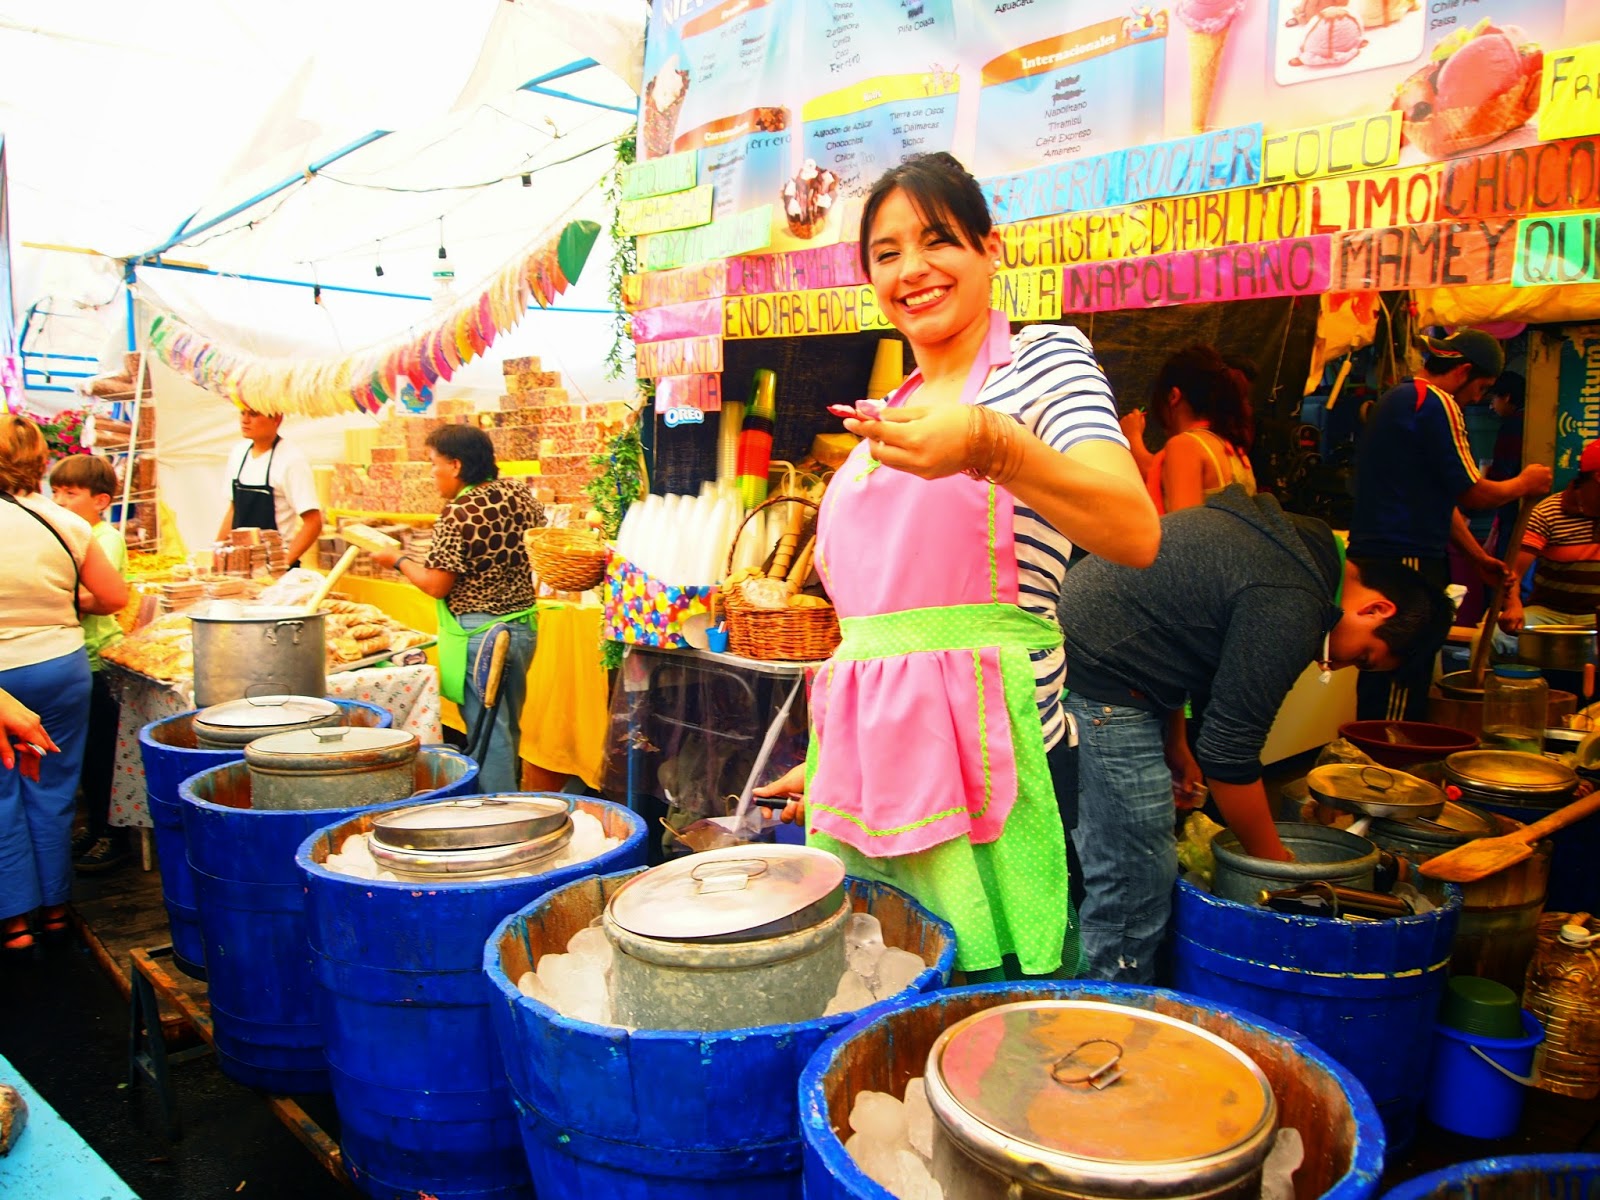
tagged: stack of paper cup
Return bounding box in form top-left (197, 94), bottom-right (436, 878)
top-left (717, 399), bottom-right (745, 486)
top-left (866, 338), bottom-right (905, 400)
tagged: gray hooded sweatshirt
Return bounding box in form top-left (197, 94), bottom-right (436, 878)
top-left (1059, 485), bottom-right (1343, 784)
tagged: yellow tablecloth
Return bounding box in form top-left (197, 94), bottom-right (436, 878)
top-left (340, 577), bottom-right (608, 788)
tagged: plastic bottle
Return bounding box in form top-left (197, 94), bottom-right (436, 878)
top-left (1523, 911), bottom-right (1600, 1098)
top-left (1483, 663), bottom-right (1549, 754)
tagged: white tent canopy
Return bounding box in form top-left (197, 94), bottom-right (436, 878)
top-left (3, 0), bottom-right (645, 549)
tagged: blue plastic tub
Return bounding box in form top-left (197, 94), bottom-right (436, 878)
top-left (139, 699), bottom-right (391, 980)
top-left (1172, 877), bottom-right (1461, 1152)
top-left (296, 796), bottom-right (647, 1200)
top-left (799, 980), bottom-right (1386, 1200)
top-left (1424, 1009), bottom-right (1544, 1140)
top-left (1382, 1153), bottom-right (1600, 1199)
top-left (485, 871), bottom-right (957, 1200)
top-left (180, 748), bottom-right (477, 1094)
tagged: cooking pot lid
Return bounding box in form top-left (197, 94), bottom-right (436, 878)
top-left (1445, 750), bottom-right (1577, 794)
top-left (1307, 763), bottom-right (1446, 818)
top-left (371, 795), bottom-right (573, 851)
top-left (607, 844), bottom-right (844, 941)
top-left (196, 695), bottom-right (337, 729)
top-left (1523, 625), bottom-right (1596, 637)
top-left (246, 725), bottom-right (417, 763)
top-left (189, 602), bottom-right (317, 622)
top-left (926, 1001), bottom-right (1274, 1177)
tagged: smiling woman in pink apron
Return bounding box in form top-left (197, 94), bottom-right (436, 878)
top-left (756, 154), bottom-right (1159, 980)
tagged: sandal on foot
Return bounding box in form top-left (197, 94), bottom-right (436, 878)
top-left (40, 907), bottom-right (68, 938)
top-left (3, 918), bottom-right (33, 953)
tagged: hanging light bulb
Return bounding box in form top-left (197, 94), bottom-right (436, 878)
top-left (437, 215), bottom-right (448, 260)
top-left (374, 239), bottom-right (385, 278)
top-left (432, 216), bottom-right (456, 310)
top-left (521, 173), bottom-right (532, 187)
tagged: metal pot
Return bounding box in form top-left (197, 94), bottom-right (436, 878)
top-left (1442, 749), bottom-right (1578, 813)
top-left (192, 694), bottom-right (339, 749)
top-left (1519, 625), bottom-right (1596, 673)
top-left (243, 725), bottom-right (419, 811)
top-left (366, 795), bottom-right (577, 879)
top-left (923, 1000), bottom-right (1277, 1199)
top-left (603, 844), bottom-right (849, 1031)
top-left (1211, 822), bottom-right (1380, 905)
top-left (190, 604), bottom-right (327, 707)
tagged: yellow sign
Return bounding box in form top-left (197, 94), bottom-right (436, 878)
top-left (618, 185), bottom-right (715, 238)
top-left (1262, 112), bottom-right (1402, 184)
top-left (1540, 43), bottom-right (1600, 142)
top-left (1306, 164), bottom-right (1445, 233)
top-left (991, 267), bottom-right (1062, 320)
top-left (723, 286), bottom-right (891, 339)
top-left (996, 184), bottom-right (1305, 269)
top-left (803, 75), bottom-right (936, 123)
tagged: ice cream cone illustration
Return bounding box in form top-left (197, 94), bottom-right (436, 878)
top-left (642, 55), bottom-right (689, 159)
top-left (1178, 0), bottom-right (1245, 133)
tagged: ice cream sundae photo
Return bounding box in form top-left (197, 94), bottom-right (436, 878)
top-left (781, 160), bottom-right (839, 240)
top-left (1391, 20), bottom-right (1542, 158)
top-left (643, 55), bottom-right (689, 160)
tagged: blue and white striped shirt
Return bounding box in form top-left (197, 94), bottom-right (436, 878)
top-left (977, 324), bottom-right (1127, 749)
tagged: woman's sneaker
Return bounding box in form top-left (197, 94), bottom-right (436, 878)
top-left (75, 836), bottom-right (132, 874)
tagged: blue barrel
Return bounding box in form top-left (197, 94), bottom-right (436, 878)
top-left (485, 872), bottom-right (957, 1200)
top-left (180, 748), bottom-right (476, 1094)
top-left (1382, 1153), bottom-right (1600, 1199)
top-left (800, 980), bottom-right (1385, 1200)
top-left (1172, 878), bottom-right (1460, 1153)
top-left (297, 797), bottom-right (647, 1200)
top-left (139, 700), bottom-right (391, 980)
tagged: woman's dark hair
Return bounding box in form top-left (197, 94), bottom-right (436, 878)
top-left (858, 153), bottom-right (992, 277)
top-left (1349, 557), bottom-right (1454, 673)
top-left (425, 425), bottom-right (498, 485)
top-left (1151, 344), bottom-right (1255, 451)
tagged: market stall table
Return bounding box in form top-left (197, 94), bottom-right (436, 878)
top-left (105, 662), bottom-right (443, 830)
top-left (0, 1053), bottom-right (139, 1199)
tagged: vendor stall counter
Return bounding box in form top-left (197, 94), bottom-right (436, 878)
top-left (0, 1053), bottom-right (139, 1199)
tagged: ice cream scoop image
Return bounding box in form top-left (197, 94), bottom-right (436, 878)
top-left (1434, 25), bottom-right (1527, 109)
top-left (1289, 6), bottom-right (1366, 68)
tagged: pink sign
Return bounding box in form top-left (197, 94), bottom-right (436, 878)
top-left (633, 299), bottom-right (725, 343)
top-left (1061, 235), bottom-right (1331, 313)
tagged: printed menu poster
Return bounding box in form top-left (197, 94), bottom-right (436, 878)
top-left (971, 14), bottom-right (1169, 177)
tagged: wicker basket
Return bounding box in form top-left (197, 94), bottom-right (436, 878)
top-left (720, 494), bottom-right (840, 662)
top-left (526, 527), bottom-right (608, 592)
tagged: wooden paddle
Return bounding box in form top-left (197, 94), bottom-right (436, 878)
top-left (1420, 789), bottom-right (1600, 882)
top-left (304, 546), bottom-right (358, 616)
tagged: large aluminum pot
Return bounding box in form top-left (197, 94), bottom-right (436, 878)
top-left (1211, 822), bottom-right (1379, 905)
top-left (244, 726), bottom-right (419, 811)
top-left (192, 695), bottom-right (340, 749)
top-left (190, 604), bottom-right (326, 707)
top-left (1519, 625), bottom-right (1595, 672)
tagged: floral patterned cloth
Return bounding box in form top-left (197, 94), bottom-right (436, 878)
top-left (105, 664), bottom-right (444, 828)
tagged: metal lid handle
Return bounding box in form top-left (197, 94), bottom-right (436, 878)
top-left (689, 857), bottom-right (769, 894)
top-left (311, 727), bottom-right (349, 743)
top-left (1359, 765), bottom-right (1395, 792)
top-left (1049, 1038), bottom-right (1125, 1090)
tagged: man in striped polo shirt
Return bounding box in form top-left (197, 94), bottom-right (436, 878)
top-left (1499, 439), bottom-right (1600, 661)
top-left (1350, 330), bottom-right (1552, 721)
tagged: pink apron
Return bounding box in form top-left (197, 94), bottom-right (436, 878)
top-left (808, 310), bottom-right (1062, 859)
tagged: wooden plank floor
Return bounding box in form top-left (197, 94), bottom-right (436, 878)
top-left (69, 852), bottom-right (208, 1041)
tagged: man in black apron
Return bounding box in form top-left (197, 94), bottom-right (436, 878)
top-left (217, 407), bottom-right (324, 569)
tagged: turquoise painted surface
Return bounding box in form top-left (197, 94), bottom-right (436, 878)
top-left (0, 1052), bottom-right (139, 1199)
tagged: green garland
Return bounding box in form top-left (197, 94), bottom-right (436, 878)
top-left (602, 135), bottom-right (639, 384)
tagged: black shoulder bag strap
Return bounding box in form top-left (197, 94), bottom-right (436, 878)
top-left (2, 492), bottom-right (82, 616)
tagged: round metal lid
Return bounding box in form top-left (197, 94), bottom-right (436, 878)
top-left (245, 725), bottom-right (417, 765)
top-left (196, 695), bottom-right (337, 730)
top-left (369, 821), bottom-right (572, 878)
top-left (1445, 750), bottom-right (1577, 796)
top-left (371, 795), bottom-right (573, 851)
top-left (606, 844), bottom-right (845, 942)
top-left (1307, 763), bottom-right (1446, 819)
top-left (925, 1001), bottom-right (1275, 1190)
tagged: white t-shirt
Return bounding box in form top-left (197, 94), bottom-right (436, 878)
top-left (225, 438), bottom-right (321, 540)
top-left (0, 493), bottom-right (92, 671)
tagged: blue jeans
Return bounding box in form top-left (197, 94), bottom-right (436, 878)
top-left (0, 648), bottom-right (91, 918)
top-left (1063, 693), bottom-right (1176, 984)
top-left (457, 613), bottom-right (534, 795)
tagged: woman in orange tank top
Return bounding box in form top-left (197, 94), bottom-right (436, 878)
top-left (1134, 345), bottom-right (1257, 514)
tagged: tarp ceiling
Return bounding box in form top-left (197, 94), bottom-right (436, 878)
top-left (4, 0), bottom-right (644, 390)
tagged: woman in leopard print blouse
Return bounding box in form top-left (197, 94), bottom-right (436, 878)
top-left (372, 425), bottom-right (543, 792)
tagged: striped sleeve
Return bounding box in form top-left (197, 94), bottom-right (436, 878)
top-left (988, 327), bottom-right (1127, 454)
top-left (1522, 495), bottom-right (1559, 554)
top-left (1421, 386), bottom-right (1481, 497)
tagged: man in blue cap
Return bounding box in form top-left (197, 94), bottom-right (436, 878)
top-left (1350, 329), bottom-right (1552, 720)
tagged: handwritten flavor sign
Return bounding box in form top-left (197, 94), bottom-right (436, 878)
top-left (638, 206), bottom-right (775, 271)
top-left (621, 151), bottom-right (699, 201)
top-left (1540, 43), bottom-right (1600, 142)
top-left (618, 185), bottom-right (715, 237)
top-left (1513, 212), bottom-right (1600, 286)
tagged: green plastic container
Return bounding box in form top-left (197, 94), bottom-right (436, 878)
top-left (1439, 975), bottom-right (1523, 1040)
